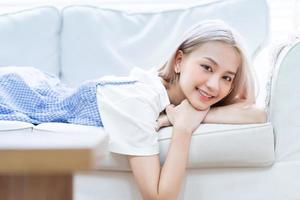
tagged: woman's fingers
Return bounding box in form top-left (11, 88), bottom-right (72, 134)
top-left (155, 102), bottom-right (210, 132)
top-left (168, 100), bottom-right (211, 133)
top-left (155, 114), bottom-right (171, 132)
top-left (165, 104), bottom-right (175, 124)
top-left (158, 114), bottom-right (171, 127)
top-left (165, 104), bottom-right (175, 115)
top-left (155, 104), bottom-right (175, 132)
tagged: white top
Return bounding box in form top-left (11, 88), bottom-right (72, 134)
top-left (96, 67), bottom-right (170, 156)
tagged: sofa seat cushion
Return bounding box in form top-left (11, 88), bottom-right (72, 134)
top-left (40, 122), bottom-right (272, 171)
top-left (0, 120), bottom-right (33, 133)
top-left (34, 122), bottom-right (105, 134)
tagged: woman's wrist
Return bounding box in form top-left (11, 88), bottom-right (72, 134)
top-left (202, 107), bottom-right (219, 123)
top-left (173, 125), bottom-right (193, 135)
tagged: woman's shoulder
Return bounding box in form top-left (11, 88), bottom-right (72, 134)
top-left (129, 67), bottom-right (170, 107)
top-left (97, 67), bottom-right (161, 94)
top-left (97, 67), bottom-right (169, 111)
top-left (97, 75), bottom-right (159, 102)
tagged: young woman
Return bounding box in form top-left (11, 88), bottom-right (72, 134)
top-left (0, 20), bottom-right (266, 200)
top-left (122, 20), bottom-right (267, 200)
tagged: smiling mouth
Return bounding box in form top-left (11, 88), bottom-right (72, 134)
top-left (197, 88), bottom-right (215, 101)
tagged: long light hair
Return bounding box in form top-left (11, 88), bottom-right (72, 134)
top-left (157, 20), bottom-right (256, 107)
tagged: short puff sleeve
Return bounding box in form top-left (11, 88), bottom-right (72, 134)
top-left (97, 84), bottom-right (160, 156)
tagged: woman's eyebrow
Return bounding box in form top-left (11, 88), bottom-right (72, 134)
top-left (203, 57), bottom-right (236, 75)
top-left (227, 71), bottom-right (236, 76)
top-left (204, 57), bottom-right (218, 66)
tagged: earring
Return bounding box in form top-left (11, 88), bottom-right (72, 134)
top-left (175, 68), bottom-right (180, 77)
top-left (175, 65), bottom-right (180, 74)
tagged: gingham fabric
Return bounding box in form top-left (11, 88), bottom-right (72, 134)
top-left (0, 67), bottom-right (103, 126)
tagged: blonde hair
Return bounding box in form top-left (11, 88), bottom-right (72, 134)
top-left (157, 20), bottom-right (255, 106)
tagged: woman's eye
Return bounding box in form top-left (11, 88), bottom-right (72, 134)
top-left (201, 64), bottom-right (212, 72)
top-left (223, 76), bottom-right (232, 82)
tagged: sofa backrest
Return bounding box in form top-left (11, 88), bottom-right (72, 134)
top-left (0, 7), bottom-right (60, 76)
top-left (0, 0), bottom-right (269, 86)
top-left (61, 0), bottom-right (269, 85)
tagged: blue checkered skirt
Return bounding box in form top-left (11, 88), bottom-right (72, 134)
top-left (0, 67), bottom-right (103, 127)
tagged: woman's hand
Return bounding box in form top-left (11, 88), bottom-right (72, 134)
top-left (155, 99), bottom-right (210, 133)
top-left (155, 113), bottom-right (171, 132)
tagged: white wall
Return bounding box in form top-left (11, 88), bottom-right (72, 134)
top-left (254, 0), bottom-right (299, 107)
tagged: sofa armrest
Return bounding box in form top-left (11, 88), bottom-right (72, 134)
top-left (267, 38), bottom-right (300, 162)
top-left (97, 123), bottom-right (274, 171)
top-left (160, 123), bottom-right (274, 168)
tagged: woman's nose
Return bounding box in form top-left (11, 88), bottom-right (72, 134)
top-left (205, 75), bottom-right (220, 92)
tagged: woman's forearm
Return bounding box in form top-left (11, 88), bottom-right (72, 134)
top-left (203, 102), bottom-right (267, 124)
top-left (158, 127), bottom-right (192, 200)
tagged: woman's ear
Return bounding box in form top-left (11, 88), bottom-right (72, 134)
top-left (174, 50), bottom-right (184, 73)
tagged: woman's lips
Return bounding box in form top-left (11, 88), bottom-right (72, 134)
top-left (197, 89), bottom-right (214, 102)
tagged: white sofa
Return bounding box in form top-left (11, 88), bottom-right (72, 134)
top-left (0, 0), bottom-right (299, 199)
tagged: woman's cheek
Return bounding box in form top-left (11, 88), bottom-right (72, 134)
top-left (222, 82), bottom-right (232, 94)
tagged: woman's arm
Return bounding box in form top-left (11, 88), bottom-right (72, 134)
top-left (128, 128), bottom-right (192, 200)
top-left (155, 101), bottom-right (267, 131)
top-left (203, 101), bottom-right (267, 124)
top-left (129, 100), bottom-right (209, 200)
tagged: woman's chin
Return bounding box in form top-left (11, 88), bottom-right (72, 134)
top-left (190, 99), bottom-right (211, 111)
top-left (196, 105), bottom-right (210, 111)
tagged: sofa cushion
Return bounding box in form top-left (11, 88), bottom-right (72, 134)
top-left (61, 0), bottom-right (268, 85)
top-left (160, 123), bottom-right (274, 168)
top-left (0, 120), bottom-right (33, 133)
top-left (35, 122), bottom-right (274, 170)
top-left (0, 7), bottom-right (60, 76)
top-left (34, 122), bottom-right (105, 134)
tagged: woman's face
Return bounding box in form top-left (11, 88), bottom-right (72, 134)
top-left (175, 41), bottom-right (241, 110)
